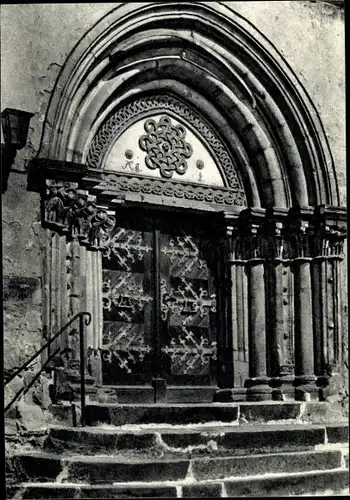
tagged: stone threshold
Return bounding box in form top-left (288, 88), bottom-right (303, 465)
top-left (71, 400), bottom-right (348, 426)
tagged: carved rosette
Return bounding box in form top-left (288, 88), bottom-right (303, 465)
top-left (44, 180), bottom-right (116, 250)
top-left (138, 116), bottom-right (193, 179)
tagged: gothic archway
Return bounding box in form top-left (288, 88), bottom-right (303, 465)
top-left (28, 2), bottom-right (346, 402)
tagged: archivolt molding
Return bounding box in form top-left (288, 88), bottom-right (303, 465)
top-left (37, 1), bottom-right (340, 208)
top-left (81, 79), bottom-right (260, 206)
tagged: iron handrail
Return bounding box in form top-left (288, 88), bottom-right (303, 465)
top-left (4, 311), bottom-right (91, 426)
top-left (4, 346), bottom-right (62, 414)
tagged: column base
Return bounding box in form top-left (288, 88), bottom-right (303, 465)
top-left (87, 348), bottom-right (102, 386)
top-left (270, 376), bottom-right (296, 401)
top-left (245, 377), bottom-right (272, 401)
top-left (317, 373), bottom-right (344, 403)
top-left (90, 386), bottom-right (119, 403)
top-left (294, 375), bottom-right (318, 401)
top-left (213, 388), bottom-right (247, 402)
top-left (54, 362), bottom-right (97, 402)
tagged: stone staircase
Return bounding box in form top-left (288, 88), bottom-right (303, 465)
top-left (5, 402), bottom-right (349, 498)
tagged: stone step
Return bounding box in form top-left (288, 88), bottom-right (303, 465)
top-left (6, 469), bottom-right (349, 498)
top-left (42, 422), bottom-right (350, 456)
top-left (186, 469), bottom-right (350, 497)
top-left (6, 449), bottom-right (344, 484)
top-left (325, 423), bottom-right (350, 443)
top-left (79, 401), bottom-right (347, 426)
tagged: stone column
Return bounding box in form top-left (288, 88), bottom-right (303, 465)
top-left (242, 209), bottom-right (272, 401)
top-left (287, 209), bottom-right (316, 401)
top-left (214, 214), bottom-right (250, 402)
top-left (294, 260), bottom-right (315, 400)
top-left (264, 210), bottom-right (295, 400)
top-left (312, 206), bottom-right (347, 401)
top-left (86, 249), bottom-right (104, 386)
top-left (43, 180), bottom-right (115, 399)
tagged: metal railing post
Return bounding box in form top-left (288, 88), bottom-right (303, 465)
top-left (4, 311), bottom-right (92, 420)
top-left (79, 313), bottom-right (86, 427)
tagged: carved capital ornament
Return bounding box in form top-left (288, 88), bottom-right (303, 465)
top-left (44, 180), bottom-right (115, 249)
top-left (222, 208), bottom-right (347, 263)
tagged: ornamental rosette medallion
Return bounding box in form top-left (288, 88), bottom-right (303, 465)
top-left (138, 115), bottom-right (193, 179)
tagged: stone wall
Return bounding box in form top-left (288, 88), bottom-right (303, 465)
top-left (1, 2), bottom-right (346, 378)
top-left (2, 173), bottom-right (44, 371)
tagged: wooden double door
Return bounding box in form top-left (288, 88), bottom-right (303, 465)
top-left (100, 208), bottom-right (224, 402)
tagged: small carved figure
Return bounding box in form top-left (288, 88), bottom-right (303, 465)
top-left (61, 188), bottom-right (78, 229)
top-left (88, 210), bottom-right (115, 249)
top-left (45, 187), bottom-right (64, 224)
top-left (71, 194), bottom-right (88, 237)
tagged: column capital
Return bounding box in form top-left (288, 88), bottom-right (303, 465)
top-left (239, 209), bottom-right (266, 261)
top-left (263, 208), bottom-right (289, 261)
top-left (239, 207), bottom-right (266, 227)
top-left (44, 179), bottom-right (115, 250)
top-left (314, 205), bottom-right (347, 236)
top-left (221, 205), bottom-right (347, 262)
top-left (284, 207), bottom-right (314, 260)
top-left (315, 204), bottom-right (347, 223)
top-left (312, 205), bottom-right (347, 259)
top-left (219, 211), bottom-right (240, 234)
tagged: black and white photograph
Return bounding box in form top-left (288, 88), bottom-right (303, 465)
top-left (2, 1), bottom-right (348, 498)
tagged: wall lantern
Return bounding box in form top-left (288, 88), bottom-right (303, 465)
top-left (1, 108), bottom-right (34, 193)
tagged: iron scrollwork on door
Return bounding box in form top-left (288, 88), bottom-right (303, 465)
top-left (160, 234), bottom-right (217, 378)
top-left (102, 274), bottom-right (152, 319)
top-left (162, 328), bottom-right (217, 375)
top-left (101, 225), bottom-right (153, 382)
top-left (102, 228), bottom-right (152, 271)
top-left (101, 325), bottom-right (152, 374)
top-left (160, 277), bottom-right (216, 320)
top-left (100, 218), bottom-right (218, 385)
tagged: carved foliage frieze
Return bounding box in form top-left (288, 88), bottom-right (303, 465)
top-left (44, 180), bottom-right (115, 249)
